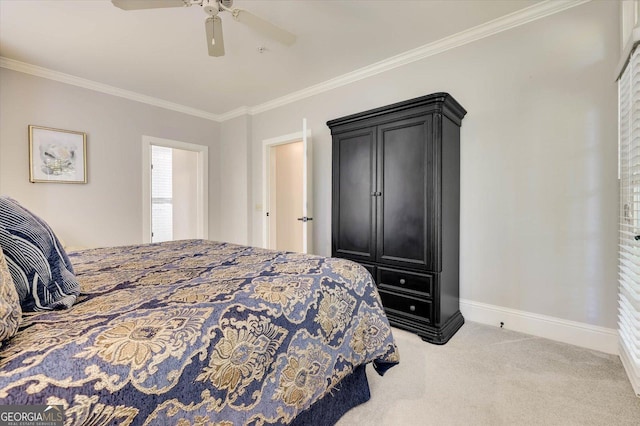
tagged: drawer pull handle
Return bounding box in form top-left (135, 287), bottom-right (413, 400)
top-left (399, 278), bottom-right (406, 285)
top-left (409, 305), bottom-right (416, 312)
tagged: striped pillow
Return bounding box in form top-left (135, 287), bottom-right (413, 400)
top-left (0, 245), bottom-right (21, 345)
top-left (0, 197), bottom-right (79, 311)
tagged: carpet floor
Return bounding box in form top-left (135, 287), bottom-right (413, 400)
top-left (337, 322), bottom-right (640, 425)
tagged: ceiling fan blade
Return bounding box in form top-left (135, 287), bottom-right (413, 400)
top-left (233, 9), bottom-right (296, 46)
top-left (205, 16), bottom-right (225, 57)
top-left (112, 0), bottom-right (188, 11)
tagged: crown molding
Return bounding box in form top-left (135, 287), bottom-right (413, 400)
top-left (0, 0), bottom-right (589, 123)
top-left (217, 106), bottom-right (252, 122)
top-left (245, 0), bottom-right (590, 117)
top-left (0, 57), bottom-right (221, 122)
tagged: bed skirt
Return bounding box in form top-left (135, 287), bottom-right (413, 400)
top-left (289, 364), bottom-right (370, 426)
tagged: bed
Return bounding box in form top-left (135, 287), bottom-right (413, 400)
top-left (0, 239), bottom-right (399, 425)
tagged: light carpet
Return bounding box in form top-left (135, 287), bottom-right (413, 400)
top-left (337, 321), bottom-right (640, 425)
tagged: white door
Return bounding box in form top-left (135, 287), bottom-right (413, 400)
top-left (301, 119), bottom-right (313, 253)
top-left (263, 119), bottom-right (313, 253)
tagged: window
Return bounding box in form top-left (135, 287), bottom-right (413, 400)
top-left (618, 46), bottom-right (640, 397)
top-left (151, 145), bottom-right (173, 243)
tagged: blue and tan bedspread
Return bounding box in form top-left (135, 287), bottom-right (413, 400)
top-left (0, 240), bottom-right (399, 425)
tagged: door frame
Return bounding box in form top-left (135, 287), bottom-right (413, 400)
top-left (142, 135), bottom-right (209, 243)
top-left (261, 129), bottom-right (311, 249)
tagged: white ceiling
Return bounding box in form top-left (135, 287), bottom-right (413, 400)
top-left (0, 0), bottom-right (541, 116)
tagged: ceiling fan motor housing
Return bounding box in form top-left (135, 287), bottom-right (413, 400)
top-left (202, 0), bottom-right (219, 16)
top-left (203, 0), bottom-right (232, 16)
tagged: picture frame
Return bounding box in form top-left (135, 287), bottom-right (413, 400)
top-left (29, 125), bottom-right (87, 184)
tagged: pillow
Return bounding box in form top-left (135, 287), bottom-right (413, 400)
top-left (0, 196), bottom-right (79, 311)
top-left (0, 245), bottom-right (21, 345)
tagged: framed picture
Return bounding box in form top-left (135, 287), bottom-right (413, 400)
top-left (29, 125), bottom-right (87, 183)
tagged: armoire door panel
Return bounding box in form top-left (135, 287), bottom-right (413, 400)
top-left (376, 116), bottom-right (434, 270)
top-left (332, 129), bottom-right (376, 261)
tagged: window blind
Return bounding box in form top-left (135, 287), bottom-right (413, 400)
top-left (618, 47), bottom-right (640, 397)
top-left (151, 145), bottom-right (173, 243)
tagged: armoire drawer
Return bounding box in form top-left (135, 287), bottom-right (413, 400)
top-left (378, 289), bottom-right (432, 322)
top-left (377, 267), bottom-right (433, 297)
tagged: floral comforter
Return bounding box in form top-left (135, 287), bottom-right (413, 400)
top-left (0, 240), bottom-right (399, 425)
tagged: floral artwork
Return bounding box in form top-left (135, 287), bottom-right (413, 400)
top-left (29, 125), bottom-right (87, 183)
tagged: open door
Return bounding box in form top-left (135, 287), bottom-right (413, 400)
top-left (300, 118), bottom-right (313, 253)
top-left (262, 119), bottom-right (313, 253)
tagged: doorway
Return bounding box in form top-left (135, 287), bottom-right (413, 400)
top-left (142, 136), bottom-right (209, 243)
top-left (262, 121), bottom-right (312, 253)
top-left (268, 141), bottom-right (303, 252)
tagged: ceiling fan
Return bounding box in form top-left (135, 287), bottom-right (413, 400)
top-left (111, 0), bottom-right (296, 57)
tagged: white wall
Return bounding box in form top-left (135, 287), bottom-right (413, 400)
top-left (218, 115), bottom-right (252, 245)
top-left (245, 1), bottom-right (619, 329)
top-left (0, 69), bottom-right (220, 248)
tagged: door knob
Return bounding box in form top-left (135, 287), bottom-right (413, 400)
top-left (297, 217), bottom-right (313, 222)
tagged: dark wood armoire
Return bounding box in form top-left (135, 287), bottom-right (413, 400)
top-left (327, 93), bottom-right (466, 344)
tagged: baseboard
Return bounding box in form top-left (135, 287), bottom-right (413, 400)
top-left (460, 299), bottom-right (618, 355)
top-left (619, 341), bottom-right (640, 396)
